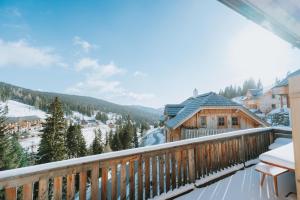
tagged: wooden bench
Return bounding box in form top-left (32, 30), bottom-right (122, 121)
top-left (255, 162), bottom-right (288, 196)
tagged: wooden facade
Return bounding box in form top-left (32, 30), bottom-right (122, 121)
top-left (167, 108), bottom-right (265, 142)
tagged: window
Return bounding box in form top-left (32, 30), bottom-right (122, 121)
top-left (272, 94), bottom-right (275, 99)
top-left (218, 117), bottom-right (225, 127)
top-left (272, 104), bottom-right (276, 109)
top-left (200, 116), bottom-right (207, 128)
top-left (232, 117), bottom-right (239, 126)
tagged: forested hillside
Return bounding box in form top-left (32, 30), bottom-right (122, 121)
top-left (0, 82), bottom-right (161, 124)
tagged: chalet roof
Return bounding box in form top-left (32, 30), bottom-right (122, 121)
top-left (164, 104), bottom-right (185, 117)
top-left (165, 92), bottom-right (268, 129)
top-left (274, 69), bottom-right (300, 88)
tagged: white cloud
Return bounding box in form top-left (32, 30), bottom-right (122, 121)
top-left (1, 7), bottom-right (22, 17)
top-left (67, 59), bottom-right (155, 105)
top-left (0, 39), bottom-right (66, 68)
top-left (73, 36), bottom-right (95, 52)
top-left (133, 70), bottom-right (147, 77)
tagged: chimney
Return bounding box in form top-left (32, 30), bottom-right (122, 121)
top-left (193, 88), bottom-right (198, 98)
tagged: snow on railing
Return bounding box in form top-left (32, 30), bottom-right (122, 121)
top-left (0, 127), bottom-right (291, 200)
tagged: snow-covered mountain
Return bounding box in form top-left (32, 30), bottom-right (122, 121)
top-left (0, 100), bottom-right (47, 119)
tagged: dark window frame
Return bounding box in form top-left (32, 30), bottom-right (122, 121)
top-left (218, 116), bottom-right (225, 127)
top-left (232, 116), bottom-right (239, 126)
top-left (200, 116), bottom-right (207, 128)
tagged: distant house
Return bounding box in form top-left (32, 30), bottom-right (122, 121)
top-left (243, 89), bottom-right (280, 114)
top-left (272, 69), bottom-right (300, 108)
top-left (164, 91), bottom-right (268, 142)
top-left (6, 115), bottom-right (43, 134)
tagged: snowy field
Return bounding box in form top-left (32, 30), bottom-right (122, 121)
top-left (0, 100), bottom-right (47, 118)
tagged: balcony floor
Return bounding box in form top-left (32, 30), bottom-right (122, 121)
top-left (176, 165), bottom-right (296, 200)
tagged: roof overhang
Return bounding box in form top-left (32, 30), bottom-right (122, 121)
top-left (218, 0), bottom-right (300, 49)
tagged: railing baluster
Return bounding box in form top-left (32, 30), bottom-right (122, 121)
top-left (91, 162), bottom-right (99, 200)
top-left (23, 183), bottom-right (32, 200)
top-left (120, 161), bottom-right (127, 200)
top-left (111, 164), bottom-right (117, 200)
top-left (53, 176), bottom-right (62, 200)
top-left (138, 157), bottom-right (143, 200)
top-left (38, 178), bottom-right (48, 200)
top-left (145, 157), bottom-right (150, 198)
top-left (159, 155), bottom-right (164, 195)
top-left (67, 174), bottom-right (75, 200)
top-left (152, 156), bottom-right (157, 197)
top-left (79, 172), bottom-right (87, 200)
top-left (171, 152), bottom-right (176, 190)
top-left (188, 148), bottom-right (196, 183)
top-left (129, 160), bottom-right (135, 200)
top-left (101, 166), bottom-right (108, 200)
top-left (5, 187), bottom-right (16, 200)
top-left (165, 153), bottom-right (170, 192)
top-left (176, 151), bottom-right (182, 187)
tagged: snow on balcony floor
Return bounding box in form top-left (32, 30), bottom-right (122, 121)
top-left (176, 165), bottom-right (296, 200)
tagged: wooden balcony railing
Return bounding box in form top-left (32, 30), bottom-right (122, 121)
top-left (0, 127), bottom-right (291, 200)
top-left (181, 128), bottom-right (239, 139)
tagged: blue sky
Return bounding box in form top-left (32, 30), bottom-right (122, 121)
top-left (0, 0), bottom-right (300, 108)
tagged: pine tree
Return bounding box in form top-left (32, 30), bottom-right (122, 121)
top-left (111, 132), bottom-right (122, 151)
top-left (0, 106), bottom-right (27, 170)
top-left (38, 97), bottom-right (67, 163)
top-left (119, 116), bottom-right (134, 149)
top-left (66, 124), bottom-right (87, 158)
top-left (133, 125), bottom-right (139, 148)
top-left (90, 128), bottom-right (103, 155)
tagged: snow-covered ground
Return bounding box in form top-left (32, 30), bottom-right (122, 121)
top-left (176, 165), bottom-right (296, 200)
top-left (0, 100), bottom-right (47, 118)
top-left (140, 128), bottom-right (165, 147)
top-left (81, 125), bottom-right (110, 147)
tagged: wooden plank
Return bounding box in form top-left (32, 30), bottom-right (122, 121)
top-left (91, 162), bottom-right (99, 200)
top-left (182, 149), bottom-right (187, 184)
top-left (129, 160), bottom-right (135, 200)
top-left (53, 176), bottom-right (62, 200)
top-left (176, 151), bottom-right (182, 187)
top-left (5, 187), bottom-right (16, 200)
top-left (120, 161), bottom-right (127, 200)
top-left (159, 155), bottom-right (164, 195)
top-left (171, 152), bottom-right (176, 189)
top-left (138, 157), bottom-right (143, 200)
top-left (79, 171), bottom-right (87, 200)
top-left (111, 164), bottom-right (117, 200)
top-left (165, 153), bottom-right (170, 192)
top-left (38, 178), bottom-right (48, 200)
top-left (145, 157), bottom-right (150, 198)
top-left (67, 174), bottom-right (75, 200)
top-left (23, 183), bottom-right (33, 200)
top-left (188, 148), bottom-right (195, 183)
top-left (152, 156), bottom-right (157, 197)
top-left (101, 166), bottom-right (108, 200)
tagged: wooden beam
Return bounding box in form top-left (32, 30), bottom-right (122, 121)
top-left (289, 75), bottom-right (300, 199)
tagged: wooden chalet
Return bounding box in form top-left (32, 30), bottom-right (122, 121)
top-left (164, 91), bottom-right (268, 142)
top-left (272, 69), bottom-right (300, 109)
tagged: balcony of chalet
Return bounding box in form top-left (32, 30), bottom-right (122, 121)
top-left (0, 127), bottom-right (296, 200)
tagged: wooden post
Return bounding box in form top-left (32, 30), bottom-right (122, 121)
top-left (188, 148), bottom-right (195, 183)
top-left (289, 75), bottom-right (300, 200)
